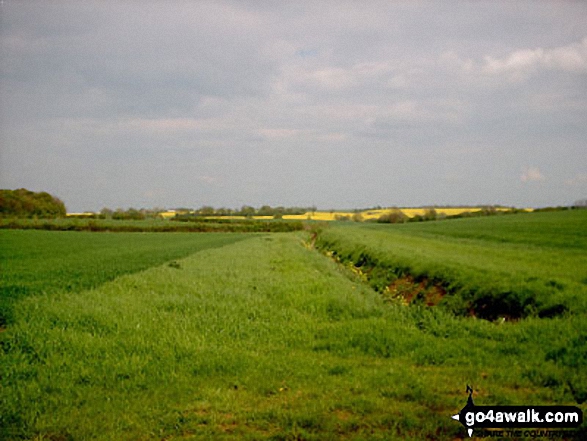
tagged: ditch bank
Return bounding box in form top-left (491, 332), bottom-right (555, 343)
top-left (310, 231), bottom-right (569, 321)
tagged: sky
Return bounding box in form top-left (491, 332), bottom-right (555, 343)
top-left (1, 1), bottom-right (586, 212)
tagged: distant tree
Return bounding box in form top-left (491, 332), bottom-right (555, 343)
top-left (0, 188), bottom-right (66, 218)
top-left (479, 206), bottom-right (498, 216)
top-left (197, 206), bottom-right (216, 216)
top-left (126, 208), bottom-right (145, 220)
top-left (257, 205), bottom-right (274, 216)
top-left (100, 208), bottom-right (114, 219)
top-left (377, 209), bottom-right (408, 224)
top-left (112, 208), bottom-right (127, 220)
top-left (574, 199), bottom-right (587, 208)
top-left (216, 207), bottom-right (233, 216)
top-left (274, 206), bottom-right (285, 216)
top-left (351, 212), bottom-right (364, 222)
top-left (110, 208), bottom-right (146, 220)
top-left (423, 208), bottom-right (437, 221)
top-left (239, 205), bottom-right (256, 218)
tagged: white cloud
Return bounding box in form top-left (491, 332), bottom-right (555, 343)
top-left (276, 59), bottom-right (403, 96)
top-left (521, 166), bottom-right (545, 182)
top-left (482, 37), bottom-right (587, 76)
top-left (439, 37), bottom-right (587, 84)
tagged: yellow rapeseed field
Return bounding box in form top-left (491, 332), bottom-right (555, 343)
top-left (159, 211), bottom-right (177, 219)
top-left (399, 207), bottom-right (484, 218)
top-left (283, 212), bottom-right (356, 221)
top-left (283, 207), bottom-right (528, 221)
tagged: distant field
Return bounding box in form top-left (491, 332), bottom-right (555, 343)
top-left (281, 206), bottom-right (522, 221)
top-left (1, 213), bottom-right (586, 439)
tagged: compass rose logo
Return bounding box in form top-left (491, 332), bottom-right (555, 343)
top-left (451, 385), bottom-right (476, 437)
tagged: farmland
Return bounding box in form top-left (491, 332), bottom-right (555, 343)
top-left (315, 210), bottom-right (587, 320)
top-left (281, 206), bottom-right (522, 221)
top-left (0, 231), bottom-right (250, 327)
top-left (1, 211), bottom-right (586, 440)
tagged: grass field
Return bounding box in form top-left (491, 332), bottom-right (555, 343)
top-left (315, 211), bottom-right (587, 320)
top-left (1, 213), bottom-right (586, 439)
top-left (0, 230), bottom-right (251, 327)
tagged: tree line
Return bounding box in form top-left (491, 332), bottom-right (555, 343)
top-left (186, 205), bottom-right (317, 218)
top-left (92, 205), bottom-right (319, 220)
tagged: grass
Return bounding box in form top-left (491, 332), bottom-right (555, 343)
top-left (0, 230), bottom-right (249, 326)
top-left (1, 214), bottom-right (586, 439)
top-left (378, 209), bottom-right (587, 249)
top-left (315, 210), bottom-right (587, 320)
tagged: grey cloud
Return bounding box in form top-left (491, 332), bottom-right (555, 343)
top-left (2, 1), bottom-right (278, 121)
top-left (1, 1), bottom-right (587, 210)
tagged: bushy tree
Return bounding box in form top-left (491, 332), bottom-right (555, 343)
top-left (377, 209), bottom-right (408, 224)
top-left (0, 188), bottom-right (66, 218)
top-left (351, 212), bottom-right (364, 222)
top-left (239, 205), bottom-right (256, 217)
top-left (100, 208), bottom-right (114, 219)
top-left (196, 206), bottom-right (216, 216)
top-left (257, 205), bottom-right (274, 216)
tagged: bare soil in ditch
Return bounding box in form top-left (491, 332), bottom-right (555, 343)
top-left (383, 276), bottom-right (446, 306)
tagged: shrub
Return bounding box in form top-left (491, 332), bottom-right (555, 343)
top-left (377, 210), bottom-right (408, 224)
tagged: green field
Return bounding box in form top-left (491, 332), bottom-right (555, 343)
top-left (0, 230), bottom-right (249, 326)
top-left (316, 211), bottom-right (587, 320)
top-left (1, 212), bottom-right (586, 439)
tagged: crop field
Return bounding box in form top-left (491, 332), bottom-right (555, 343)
top-left (0, 231), bottom-right (252, 328)
top-left (315, 210), bottom-right (587, 319)
top-left (1, 212), bottom-right (586, 440)
top-left (282, 207), bottom-right (521, 221)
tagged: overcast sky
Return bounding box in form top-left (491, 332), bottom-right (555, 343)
top-left (1, 1), bottom-right (586, 211)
